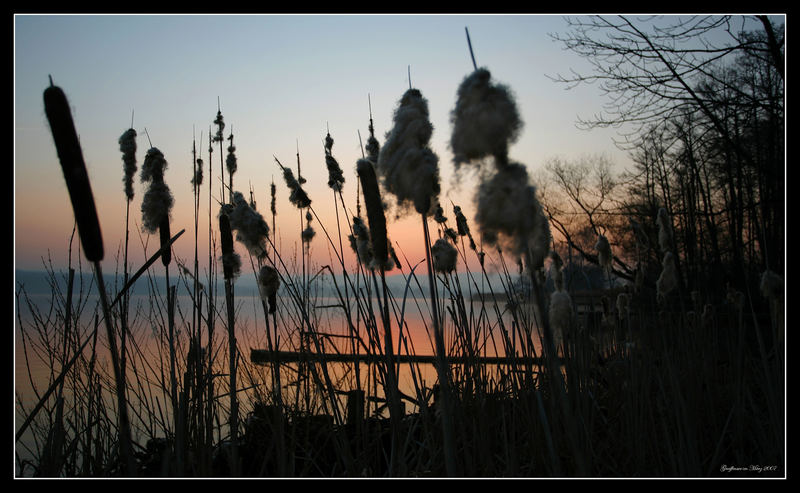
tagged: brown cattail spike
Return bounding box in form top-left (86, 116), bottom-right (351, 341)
top-left (44, 81), bottom-right (104, 262)
top-left (357, 159), bottom-right (389, 270)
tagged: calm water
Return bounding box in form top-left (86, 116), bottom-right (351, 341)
top-left (14, 268), bottom-right (543, 475)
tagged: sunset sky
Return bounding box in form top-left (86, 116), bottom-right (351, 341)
top-left (14, 14), bottom-right (636, 276)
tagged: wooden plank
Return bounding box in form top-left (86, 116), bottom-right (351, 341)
top-left (250, 349), bottom-right (558, 366)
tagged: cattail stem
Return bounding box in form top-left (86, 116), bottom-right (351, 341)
top-left (422, 212), bottom-right (459, 476)
top-left (93, 261), bottom-right (137, 476)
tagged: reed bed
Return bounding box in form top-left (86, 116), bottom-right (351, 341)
top-left (15, 49), bottom-right (783, 478)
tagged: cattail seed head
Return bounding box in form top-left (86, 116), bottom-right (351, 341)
top-left (159, 216), bottom-right (172, 267)
top-left (225, 191), bottom-right (270, 260)
top-left (377, 88), bottom-right (441, 216)
top-left (453, 205), bottom-right (470, 236)
top-left (549, 251), bottom-right (564, 292)
top-left (119, 128), bottom-right (137, 201)
top-left (324, 132), bottom-right (345, 192)
top-left (192, 157), bottom-right (204, 190)
top-left (281, 166), bottom-right (311, 209)
top-left (656, 251), bottom-right (678, 303)
top-left (595, 234), bottom-right (612, 271)
top-left (349, 216), bottom-right (374, 267)
top-left (140, 147), bottom-right (174, 235)
top-left (549, 290), bottom-right (573, 351)
top-left (258, 265), bottom-right (280, 313)
top-left (213, 110), bottom-right (225, 143)
top-left (474, 161), bottom-right (550, 268)
top-left (357, 158), bottom-right (391, 271)
top-left (270, 181), bottom-right (277, 216)
top-left (44, 82), bottom-right (104, 262)
top-left (218, 211), bottom-right (240, 280)
top-left (433, 204), bottom-right (447, 224)
top-left (450, 68), bottom-right (523, 169)
top-left (302, 210), bottom-right (316, 244)
top-left (226, 141), bottom-right (237, 177)
top-left (431, 238), bottom-right (458, 273)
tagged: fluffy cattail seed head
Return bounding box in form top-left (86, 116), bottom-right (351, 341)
top-left (140, 148), bottom-right (173, 235)
top-left (226, 142), bottom-right (237, 177)
top-left (218, 211), bottom-right (240, 280)
top-left (450, 68), bottom-right (523, 169)
top-left (549, 290), bottom-right (573, 351)
top-left (192, 157), bottom-right (203, 190)
top-left (549, 251), bottom-right (564, 292)
top-left (213, 110), bottom-right (225, 143)
top-left (119, 128), bottom-right (137, 201)
top-left (225, 191), bottom-right (270, 260)
top-left (282, 166), bottom-right (311, 209)
top-left (376, 88), bottom-right (441, 216)
top-left (474, 161), bottom-right (550, 268)
top-left (302, 210), bottom-right (316, 244)
top-left (431, 238), bottom-right (458, 273)
top-left (324, 132), bottom-right (345, 192)
top-left (258, 265), bottom-right (280, 313)
top-left (656, 251), bottom-right (678, 303)
top-left (595, 234), bottom-right (612, 271)
top-left (349, 216), bottom-right (374, 267)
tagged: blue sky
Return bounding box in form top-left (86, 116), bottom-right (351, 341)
top-left (14, 14), bottom-right (639, 273)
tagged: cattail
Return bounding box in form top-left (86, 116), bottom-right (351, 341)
top-left (119, 128), bottom-right (137, 201)
top-left (376, 88), bottom-right (441, 216)
top-left (474, 160), bottom-right (550, 269)
top-left (44, 81), bottom-right (105, 262)
top-left (357, 158), bottom-right (391, 271)
top-left (431, 238), bottom-right (458, 273)
top-left (302, 210), bottom-right (316, 244)
top-left (213, 109), bottom-right (225, 143)
top-left (159, 216), bottom-right (172, 266)
top-left (656, 251), bottom-right (678, 302)
top-left (444, 227), bottom-right (458, 243)
top-left (257, 265), bottom-right (280, 314)
top-left (616, 292), bottom-right (630, 320)
top-left (349, 216), bottom-right (374, 267)
top-left (595, 234), bottom-right (612, 271)
top-left (280, 164), bottom-right (312, 209)
top-left (270, 180), bottom-right (277, 216)
top-left (433, 204), bottom-right (447, 224)
top-left (549, 290), bottom-right (573, 351)
top-left (760, 269), bottom-right (783, 301)
top-left (366, 96), bottom-right (381, 163)
top-left (226, 134), bottom-right (237, 178)
top-left (324, 132), bottom-right (345, 192)
top-left (549, 251), bottom-right (564, 292)
top-left (140, 147), bottom-right (174, 235)
top-left (656, 208), bottom-right (673, 254)
top-left (219, 211), bottom-right (240, 280)
top-left (192, 156), bottom-right (204, 190)
top-left (223, 191), bottom-right (270, 260)
top-left (449, 68), bottom-right (523, 169)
